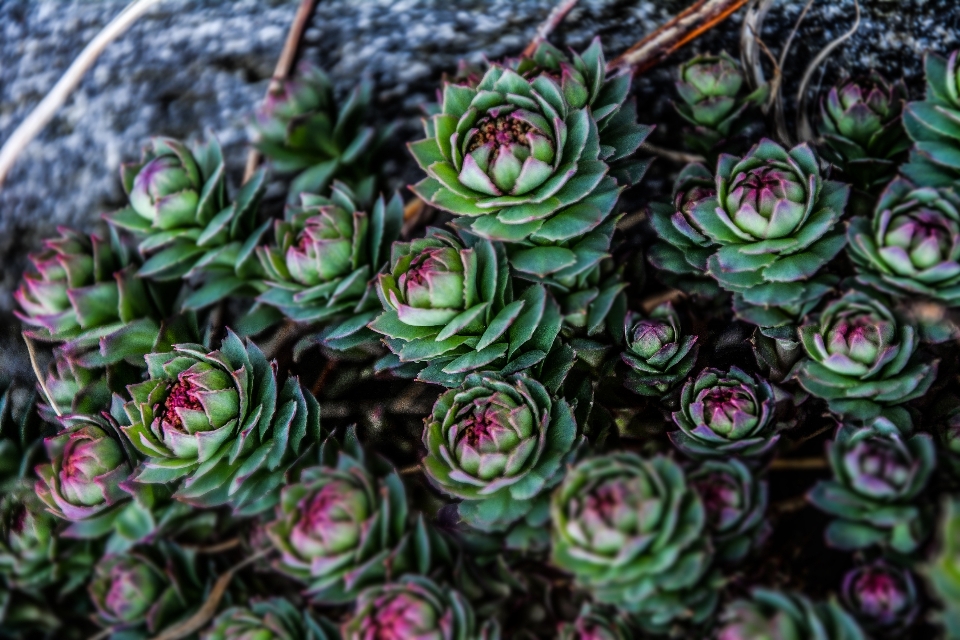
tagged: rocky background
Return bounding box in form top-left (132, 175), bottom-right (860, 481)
top-left (1, 0), bottom-right (958, 378)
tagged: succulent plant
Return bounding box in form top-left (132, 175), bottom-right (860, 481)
top-left (841, 559), bottom-right (919, 633)
top-left (793, 290), bottom-right (937, 420)
top-left (252, 62), bottom-right (390, 199)
top-left (0, 486), bottom-right (96, 595)
top-left (847, 178), bottom-right (960, 306)
top-left (688, 458), bottom-right (769, 564)
top-left (925, 496), bottom-right (960, 637)
top-left (88, 543), bottom-right (201, 635)
top-left (670, 366), bottom-right (785, 459)
top-left (257, 183), bottom-right (403, 350)
top-left (422, 371), bottom-right (579, 543)
top-left (808, 416), bottom-right (935, 553)
top-left (341, 575), bottom-right (499, 640)
top-left (690, 139), bottom-right (849, 329)
top-left (14, 227), bottom-right (166, 354)
top-left (621, 302), bottom-right (698, 397)
top-left (902, 49), bottom-right (960, 187)
top-left (371, 227), bottom-right (565, 387)
top-left (818, 72), bottom-right (910, 191)
top-left (34, 413), bottom-right (134, 527)
top-left (548, 238), bottom-right (628, 341)
top-left (717, 588), bottom-right (866, 640)
top-left (266, 427), bottom-right (447, 603)
top-left (556, 605), bottom-right (634, 640)
top-left (673, 52), bottom-right (767, 156)
top-left (202, 597), bottom-right (339, 640)
top-left (115, 330), bottom-right (322, 515)
top-left (408, 40), bottom-right (646, 282)
top-left (106, 137), bottom-right (269, 311)
top-left (550, 452), bottom-right (718, 631)
top-left (647, 162), bottom-right (722, 297)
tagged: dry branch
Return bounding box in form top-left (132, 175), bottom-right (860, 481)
top-left (608, 0), bottom-right (752, 76)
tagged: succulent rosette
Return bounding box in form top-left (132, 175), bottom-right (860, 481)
top-left (690, 139), bottom-right (849, 329)
top-left (847, 178), bottom-right (960, 306)
top-left (34, 413), bottom-right (134, 526)
top-left (793, 290), bottom-right (937, 420)
top-left (550, 453), bottom-right (718, 631)
top-left (818, 72), bottom-right (909, 191)
top-left (647, 162), bottom-right (722, 296)
top-left (556, 605), bottom-right (634, 640)
top-left (902, 49), bottom-right (960, 186)
top-left (342, 576), bottom-right (499, 640)
top-left (621, 302), bottom-right (698, 397)
top-left (14, 227), bottom-right (164, 353)
top-left (673, 52), bottom-right (766, 156)
top-left (688, 458), bottom-right (769, 564)
top-left (266, 427), bottom-right (445, 603)
top-left (252, 62), bottom-right (390, 199)
top-left (106, 137), bottom-right (269, 311)
top-left (0, 492), bottom-right (95, 596)
top-left (371, 227), bottom-right (564, 387)
top-left (808, 416), bottom-right (935, 553)
top-left (670, 366), bottom-right (784, 459)
top-left (257, 184), bottom-right (402, 349)
top-left (202, 597), bottom-right (338, 640)
top-left (717, 588), bottom-right (866, 640)
top-left (841, 559), bottom-right (919, 633)
top-left (408, 41), bottom-right (645, 279)
top-left (422, 371), bottom-right (578, 540)
top-left (88, 543), bottom-right (201, 635)
top-left (116, 330), bottom-right (322, 515)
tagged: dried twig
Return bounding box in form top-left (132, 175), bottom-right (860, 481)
top-left (795, 0), bottom-right (860, 142)
top-left (773, 494), bottom-right (810, 514)
top-left (740, 0), bottom-right (775, 91)
top-left (639, 142), bottom-right (705, 165)
top-left (181, 538), bottom-right (241, 554)
top-left (399, 464), bottom-right (422, 476)
top-left (608, 0), bottom-right (752, 76)
top-left (149, 547), bottom-right (272, 640)
top-left (769, 456), bottom-right (828, 471)
top-left (523, 0), bottom-right (581, 58)
top-left (640, 289), bottom-right (686, 314)
top-left (0, 0), bottom-right (165, 188)
top-left (242, 0), bottom-right (321, 183)
top-left (23, 334), bottom-right (59, 417)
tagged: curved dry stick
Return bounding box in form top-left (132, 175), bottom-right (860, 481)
top-left (795, 0), bottom-right (860, 142)
top-left (608, 0), bottom-right (752, 76)
top-left (242, 0), bottom-right (321, 183)
top-left (0, 0), bottom-right (165, 189)
top-left (522, 0), bottom-right (581, 58)
top-left (148, 547), bottom-right (272, 640)
top-left (23, 334), bottom-right (60, 417)
top-left (740, 0), bottom-right (774, 91)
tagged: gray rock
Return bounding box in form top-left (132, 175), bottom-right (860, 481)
top-left (1, 0), bottom-right (958, 380)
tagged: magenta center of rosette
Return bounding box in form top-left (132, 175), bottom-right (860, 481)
top-left (585, 481), bottom-right (629, 526)
top-left (158, 376), bottom-right (204, 434)
top-left (851, 439), bottom-right (910, 495)
top-left (900, 209), bottom-right (954, 255)
top-left (702, 386), bottom-right (755, 429)
top-left (854, 569), bottom-right (906, 618)
top-left (467, 110), bottom-right (535, 155)
top-left (693, 473), bottom-right (739, 528)
top-left (297, 483), bottom-right (343, 535)
top-left (363, 594), bottom-right (431, 640)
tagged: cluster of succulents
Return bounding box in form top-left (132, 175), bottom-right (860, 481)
top-left (11, 14), bottom-right (960, 639)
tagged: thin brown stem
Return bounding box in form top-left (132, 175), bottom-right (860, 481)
top-left (769, 456), bottom-right (828, 471)
top-left (639, 142), bottom-right (705, 165)
top-left (311, 358), bottom-right (337, 396)
top-left (773, 494), bottom-right (810, 514)
top-left (523, 0), bottom-right (581, 58)
top-left (608, 0), bottom-right (752, 76)
top-left (181, 538), bottom-right (241, 554)
top-left (640, 289), bottom-right (686, 314)
top-left (243, 0), bottom-right (321, 183)
top-left (399, 464), bottom-right (422, 476)
top-left (149, 547), bottom-right (272, 640)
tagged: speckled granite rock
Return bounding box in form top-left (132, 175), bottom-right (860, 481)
top-left (1, 0), bottom-right (958, 378)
